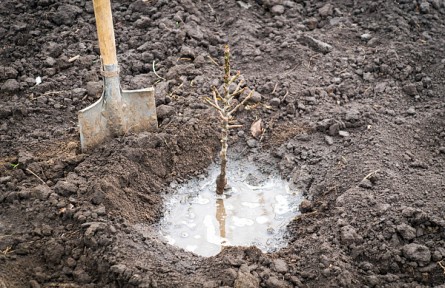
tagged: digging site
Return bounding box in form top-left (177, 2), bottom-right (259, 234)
top-left (1, 0), bottom-right (445, 287)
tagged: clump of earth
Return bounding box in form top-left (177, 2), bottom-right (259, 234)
top-left (1, 0), bottom-right (445, 287)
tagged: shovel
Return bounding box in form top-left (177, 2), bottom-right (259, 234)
top-left (78, 0), bottom-right (157, 151)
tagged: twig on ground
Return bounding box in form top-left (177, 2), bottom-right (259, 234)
top-left (207, 55), bottom-right (220, 67)
top-left (272, 83), bottom-right (278, 94)
top-left (438, 261), bottom-right (445, 275)
top-left (68, 55), bottom-right (80, 62)
top-left (152, 60), bottom-right (166, 81)
top-left (281, 90), bottom-right (289, 101)
top-left (1, 246), bottom-right (13, 255)
top-left (25, 168), bottom-right (46, 185)
top-left (362, 169), bottom-right (380, 181)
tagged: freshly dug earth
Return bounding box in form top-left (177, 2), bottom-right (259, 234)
top-left (1, 0), bottom-right (445, 287)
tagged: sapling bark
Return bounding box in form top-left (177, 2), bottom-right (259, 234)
top-left (205, 45), bottom-right (254, 195)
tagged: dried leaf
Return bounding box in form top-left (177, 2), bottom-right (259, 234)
top-left (251, 119), bottom-right (263, 139)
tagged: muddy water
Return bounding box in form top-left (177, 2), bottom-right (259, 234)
top-left (159, 160), bottom-right (302, 257)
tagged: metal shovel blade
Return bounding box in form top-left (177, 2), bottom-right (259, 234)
top-left (78, 87), bottom-right (157, 151)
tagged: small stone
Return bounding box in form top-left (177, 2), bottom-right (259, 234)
top-left (1, 79), bottom-right (20, 92)
top-left (406, 107), bottom-right (416, 115)
top-left (396, 223), bottom-right (417, 240)
top-left (328, 123), bottom-right (340, 136)
top-left (299, 199), bottom-right (313, 213)
top-left (402, 243), bottom-right (431, 263)
top-left (298, 35), bottom-right (332, 54)
top-left (419, 1), bottom-right (430, 13)
top-left (41, 224), bottom-right (53, 236)
top-left (403, 83), bottom-right (417, 96)
top-left (374, 82), bottom-right (387, 93)
top-left (394, 117), bottom-right (406, 125)
top-left (318, 3), bottom-right (333, 17)
top-left (271, 5), bottom-right (285, 15)
top-left (249, 91), bottom-right (262, 103)
top-left (72, 88), bottom-right (87, 98)
top-left (439, 147), bottom-right (445, 154)
top-left (54, 180), bottom-right (78, 197)
top-left (359, 178), bottom-right (373, 189)
top-left (45, 57), bottom-right (56, 67)
top-left (273, 259), bottom-right (289, 274)
top-left (156, 105), bottom-right (175, 120)
top-left (324, 135), bottom-right (334, 145)
top-left (340, 225), bottom-right (362, 245)
top-left (269, 97), bottom-right (281, 107)
top-left (338, 130), bottom-right (350, 137)
top-left (304, 17), bottom-right (319, 30)
top-left (246, 139), bottom-right (257, 148)
top-left (360, 33), bottom-right (372, 41)
top-left (363, 72), bottom-right (373, 81)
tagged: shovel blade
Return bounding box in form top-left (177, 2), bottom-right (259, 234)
top-left (78, 87), bottom-right (157, 151)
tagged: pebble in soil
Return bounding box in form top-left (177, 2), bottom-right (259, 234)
top-left (159, 159), bottom-right (303, 257)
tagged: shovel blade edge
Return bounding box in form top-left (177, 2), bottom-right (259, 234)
top-left (78, 96), bottom-right (111, 152)
top-left (78, 87), bottom-right (158, 152)
top-left (121, 86), bottom-right (158, 134)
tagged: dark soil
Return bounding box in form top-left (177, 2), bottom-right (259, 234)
top-left (1, 0), bottom-right (445, 287)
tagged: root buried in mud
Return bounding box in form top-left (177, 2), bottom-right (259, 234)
top-left (158, 159), bottom-right (303, 257)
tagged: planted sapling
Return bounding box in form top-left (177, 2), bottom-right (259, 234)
top-left (205, 45), bottom-right (254, 195)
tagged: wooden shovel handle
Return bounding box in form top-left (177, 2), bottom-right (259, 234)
top-left (93, 0), bottom-right (118, 66)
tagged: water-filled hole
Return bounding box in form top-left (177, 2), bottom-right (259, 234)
top-left (159, 159), bottom-right (303, 257)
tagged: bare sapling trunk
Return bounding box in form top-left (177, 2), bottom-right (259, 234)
top-left (205, 45), bottom-right (254, 195)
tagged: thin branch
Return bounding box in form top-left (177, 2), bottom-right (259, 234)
top-left (362, 169), bottom-right (380, 182)
top-left (25, 168), bottom-right (46, 185)
top-left (228, 89), bottom-right (254, 115)
top-left (272, 82), bottom-right (278, 94)
top-left (212, 87), bottom-right (222, 104)
top-left (228, 125), bottom-right (243, 129)
top-left (204, 98), bottom-right (223, 112)
top-left (207, 55), bottom-right (220, 66)
top-left (152, 61), bottom-right (166, 81)
top-left (228, 81), bottom-right (245, 102)
top-left (228, 72), bottom-right (241, 85)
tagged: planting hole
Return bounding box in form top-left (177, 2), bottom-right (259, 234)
top-left (159, 159), bottom-right (303, 257)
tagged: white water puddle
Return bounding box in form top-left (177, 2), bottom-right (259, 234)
top-left (159, 160), bottom-right (303, 257)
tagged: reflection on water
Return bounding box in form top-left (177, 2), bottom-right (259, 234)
top-left (216, 198), bottom-right (226, 240)
top-left (159, 160), bottom-right (302, 257)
